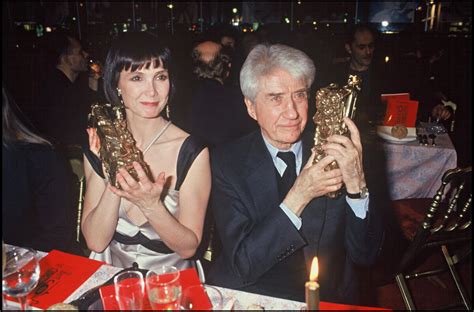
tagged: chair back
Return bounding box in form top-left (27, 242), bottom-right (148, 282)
top-left (64, 145), bottom-right (86, 243)
top-left (400, 166), bottom-right (471, 271)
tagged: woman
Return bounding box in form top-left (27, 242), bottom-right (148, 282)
top-left (2, 86), bottom-right (82, 255)
top-left (82, 31), bottom-right (211, 272)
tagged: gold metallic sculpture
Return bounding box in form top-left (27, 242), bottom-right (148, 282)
top-left (88, 103), bottom-right (153, 188)
top-left (312, 75), bottom-right (361, 198)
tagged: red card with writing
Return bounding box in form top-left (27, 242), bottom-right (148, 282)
top-left (380, 92), bottom-right (410, 104)
top-left (99, 267), bottom-right (210, 310)
top-left (5, 250), bottom-right (104, 310)
top-left (383, 98), bottom-right (418, 127)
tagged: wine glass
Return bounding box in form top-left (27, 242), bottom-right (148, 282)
top-left (2, 246), bottom-right (40, 310)
top-left (146, 266), bottom-right (181, 310)
top-left (113, 270), bottom-right (145, 310)
top-left (180, 284), bottom-right (223, 310)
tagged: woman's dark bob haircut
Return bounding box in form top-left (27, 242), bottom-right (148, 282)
top-left (103, 31), bottom-right (175, 107)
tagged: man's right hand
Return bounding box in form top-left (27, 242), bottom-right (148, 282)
top-left (283, 152), bottom-right (344, 216)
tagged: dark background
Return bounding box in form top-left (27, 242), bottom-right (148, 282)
top-left (2, 1), bottom-right (471, 166)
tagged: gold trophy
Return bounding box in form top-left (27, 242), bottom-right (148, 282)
top-left (88, 103), bottom-right (153, 188)
top-left (312, 75), bottom-right (361, 198)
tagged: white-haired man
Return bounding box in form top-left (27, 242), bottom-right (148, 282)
top-left (208, 44), bottom-right (384, 304)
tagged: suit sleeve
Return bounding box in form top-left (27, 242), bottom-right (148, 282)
top-left (211, 153), bottom-right (307, 283)
top-left (344, 141), bottom-right (386, 267)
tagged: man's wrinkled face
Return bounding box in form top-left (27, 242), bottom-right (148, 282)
top-left (244, 68), bottom-right (308, 150)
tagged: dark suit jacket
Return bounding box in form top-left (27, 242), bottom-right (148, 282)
top-left (207, 130), bottom-right (384, 304)
top-left (190, 78), bottom-right (257, 149)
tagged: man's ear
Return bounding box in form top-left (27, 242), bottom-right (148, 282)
top-left (244, 97), bottom-right (257, 121)
top-left (345, 43), bottom-right (352, 55)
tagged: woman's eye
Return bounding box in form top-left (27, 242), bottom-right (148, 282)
top-left (156, 74), bottom-right (168, 81)
top-left (131, 76), bottom-right (141, 81)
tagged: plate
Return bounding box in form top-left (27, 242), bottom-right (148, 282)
top-left (376, 126), bottom-right (417, 144)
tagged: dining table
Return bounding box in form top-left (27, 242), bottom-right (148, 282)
top-left (377, 129), bottom-right (457, 200)
top-left (3, 245), bottom-right (390, 310)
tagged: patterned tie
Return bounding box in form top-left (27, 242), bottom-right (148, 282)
top-left (277, 151), bottom-right (297, 201)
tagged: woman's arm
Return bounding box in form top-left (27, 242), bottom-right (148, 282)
top-left (110, 148), bottom-right (211, 259)
top-left (81, 155), bottom-right (122, 252)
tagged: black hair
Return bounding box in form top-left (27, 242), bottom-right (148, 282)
top-left (103, 31), bottom-right (175, 107)
top-left (43, 31), bottom-right (79, 67)
top-left (346, 24), bottom-right (378, 45)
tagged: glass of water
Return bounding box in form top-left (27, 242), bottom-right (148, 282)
top-left (114, 270), bottom-right (145, 310)
top-left (146, 266), bottom-right (181, 310)
top-left (2, 246), bottom-right (40, 310)
top-left (180, 284), bottom-right (223, 310)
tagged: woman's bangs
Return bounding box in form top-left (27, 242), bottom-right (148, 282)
top-left (121, 57), bottom-right (163, 72)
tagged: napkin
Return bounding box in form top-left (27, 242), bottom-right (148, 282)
top-left (99, 267), bottom-right (211, 310)
top-left (4, 250), bottom-right (104, 310)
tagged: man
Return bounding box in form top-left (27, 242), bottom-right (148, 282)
top-left (326, 24), bottom-right (385, 132)
top-left (190, 40), bottom-right (256, 148)
top-left (37, 32), bottom-right (102, 148)
top-left (208, 44), bottom-right (384, 304)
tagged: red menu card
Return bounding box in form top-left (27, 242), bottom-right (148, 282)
top-left (5, 250), bottom-right (104, 310)
top-left (383, 98), bottom-right (419, 127)
top-left (99, 267), bottom-right (211, 310)
top-left (380, 92), bottom-right (410, 104)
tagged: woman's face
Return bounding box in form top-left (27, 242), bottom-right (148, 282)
top-left (117, 59), bottom-right (170, 119)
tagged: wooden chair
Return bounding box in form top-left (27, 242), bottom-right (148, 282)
top-left (392, 166), bottom-right (472, 310)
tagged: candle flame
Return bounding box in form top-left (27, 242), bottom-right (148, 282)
top-left (310, 257), bottom-right (319, 281)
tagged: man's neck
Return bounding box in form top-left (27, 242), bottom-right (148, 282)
top-left (56, 64), bottom-right (79, 83)
top-left (349, 61), bottom-right (369, 72)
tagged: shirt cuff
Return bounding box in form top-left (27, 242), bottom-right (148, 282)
top-left (345, 195), bottom-right (369, 219)
top-left (280, 203), bottom-right (302, 230)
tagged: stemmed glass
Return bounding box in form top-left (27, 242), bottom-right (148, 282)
top-left (113, 270), bottom-right (145, 310)
top-left (180, 284), bottom-right (223, 310)
top-left (2, 246), bottom-right (40, 310)
top-left (146, 266), bottom-right (182, 310)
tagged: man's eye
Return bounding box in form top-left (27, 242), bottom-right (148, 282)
top-left (271, 95), bottom-right (282, 102)
top-left (295, 91), bottom-right (307, 99)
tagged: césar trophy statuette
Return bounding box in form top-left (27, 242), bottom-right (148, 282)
top-left (312, 75), bottom-right (361, 198)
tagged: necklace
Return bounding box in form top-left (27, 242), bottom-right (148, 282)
top-left (141, 120), bottom-right (172, 155)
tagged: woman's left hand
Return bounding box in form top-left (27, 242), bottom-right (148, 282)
top-left (109, 161), bottom-right (166, 213)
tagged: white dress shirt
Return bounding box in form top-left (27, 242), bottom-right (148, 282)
top-left (261, 133), bottom-right (369, 230)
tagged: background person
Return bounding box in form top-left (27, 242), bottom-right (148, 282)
top-left (2, 86), bottom-right (83, 255)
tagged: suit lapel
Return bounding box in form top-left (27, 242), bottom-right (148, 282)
top-left (300, 131), bottom-right (328, 270)
top-left (243, 132), bottom-right (279, 217)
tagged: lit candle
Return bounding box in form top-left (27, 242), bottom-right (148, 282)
top-left (305, 257), bottom-right (320, 310)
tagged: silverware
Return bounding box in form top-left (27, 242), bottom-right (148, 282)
top-left (429, 134), bottom-right (437, 146)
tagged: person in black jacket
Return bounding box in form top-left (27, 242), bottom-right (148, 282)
top-left (207, 44), bottom-right (384, 304)
top-left (2, 86), bottom-right (83, 255)
top-left (190, 40), bottom-right (256, 148)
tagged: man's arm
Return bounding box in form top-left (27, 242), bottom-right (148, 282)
top-left (211, 153), bottom-right (307, 283)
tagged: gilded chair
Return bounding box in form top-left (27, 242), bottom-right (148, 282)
top-left (392, 166), bottom-right (471, 310)
top-left (64, 145), bottom-right (86, 243)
